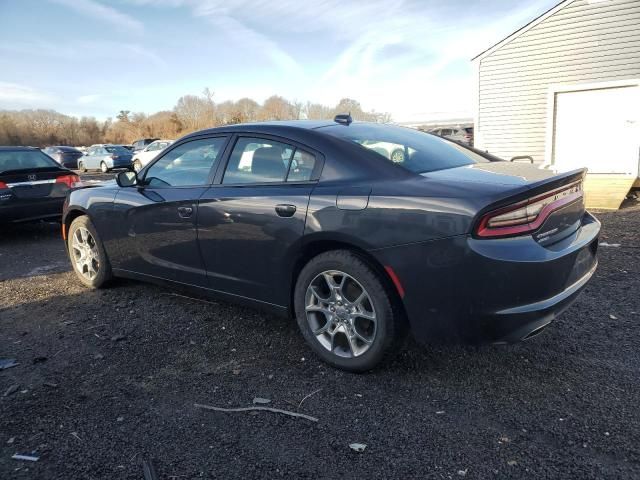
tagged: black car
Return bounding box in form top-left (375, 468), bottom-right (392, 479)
top-left (42, 146), bottom-right (84, 169)
top-left (1, 146), bottom-right (80, 223)
top-left (131, 138), bottom-right (159, 153)
top-left (62, 118), bottom-right (600, 371)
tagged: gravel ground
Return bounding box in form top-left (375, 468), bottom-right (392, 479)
top-left (1, 184), bottom-right (639, 479)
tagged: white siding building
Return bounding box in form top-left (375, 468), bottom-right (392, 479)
top-left (473, 0), bottom-right (640, 208)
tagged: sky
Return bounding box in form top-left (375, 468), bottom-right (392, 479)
top-left (0, 0), bottom-right (559, 123)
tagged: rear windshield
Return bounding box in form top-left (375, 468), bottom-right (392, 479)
top-left (105, 146), bottom-right (130, 154)
top-left (321, 123), bottom-right (489, 173)
top-left (57, 146), bottom-right (81, 152)
top-left (0, 150), bottom-right (60, 173)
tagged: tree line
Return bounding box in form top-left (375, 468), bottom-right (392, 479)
top-left (0, 91), bottom-right (390, 147)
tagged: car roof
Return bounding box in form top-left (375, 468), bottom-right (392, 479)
top-left (0, 146), bottom-right (40, 151)
top-left (182, 120), bottom-right (368, 139)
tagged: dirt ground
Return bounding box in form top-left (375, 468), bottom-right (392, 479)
top-left (1, 185), bottom-right (639, 479)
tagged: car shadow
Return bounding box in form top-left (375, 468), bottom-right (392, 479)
top-left (0, 221), bottom-right (69, 281)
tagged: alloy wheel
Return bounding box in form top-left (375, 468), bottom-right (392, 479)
top-left (71, 227), bottom-right (100, 280)
top-left (391, 149), bottom-right (405, 163)
top-left (305, 270), bottom-right (377, 358)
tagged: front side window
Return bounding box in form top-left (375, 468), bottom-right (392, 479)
top-left (144, 137), bottom-right (227, 188)
top-left (223, 137), bottom-right (316, 184)
top-left (321, 123), bottom-right (491, 174)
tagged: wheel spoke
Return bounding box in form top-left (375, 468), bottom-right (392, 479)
top-left (353, 329), bottom-right (374, 345)
top-left (354, 310), bottom-right (375, 321)
top-left (313, 321), bottom-right (331, 336)
top-left (346, 332), bottom-right (359, 356)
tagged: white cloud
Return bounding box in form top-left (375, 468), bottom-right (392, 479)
top-left (121, 0), bottom-right (558, 120)
top-left (0, 82), bottom-right (52, 105)
top-left (0, 41), bottom-right (166, 69)
top-left (49, 0), bottom-right (143, 31)
top-left (76, 94), bottom-right (102, 105)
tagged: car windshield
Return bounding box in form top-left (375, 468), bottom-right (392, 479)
top-left (0, 150), bottom-right (60, 173)
top-left (105, 146), bottom-right (130, 154)
top-left (321, 123), bottom-right (489, 173)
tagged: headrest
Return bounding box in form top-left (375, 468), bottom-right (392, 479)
top-left (251, 147), bottom-right (286, 180)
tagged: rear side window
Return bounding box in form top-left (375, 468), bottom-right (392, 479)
top-left (105, 146), bottom-right (129, 154)
top-left (223, 137), bottom-right (316, 184)
top-left (0, 150), bottom-right (59, 173)
top-left (321, 123), bottom-right (489, 174)
top-left (144, 137), bottom-right (227, 187)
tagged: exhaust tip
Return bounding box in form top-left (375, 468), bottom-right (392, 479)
top-left (523, 322), bottom-right (550, 340)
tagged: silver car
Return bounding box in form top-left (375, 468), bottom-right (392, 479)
top-left (78, 145), bottom-right (133, 173)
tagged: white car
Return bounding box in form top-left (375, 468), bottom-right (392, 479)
top-left (360, 140), bottom-right (411, 163)
top-left (132, 140), bottom-right (174, 172)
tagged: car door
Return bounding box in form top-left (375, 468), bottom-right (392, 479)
top-left (111, 136), bottom-right (229, 287)
top-left (197, 135), bottom-right (322, 307)
top-left (83, 147), bottom-right (98, 169)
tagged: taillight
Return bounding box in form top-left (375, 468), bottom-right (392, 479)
top-left (56, 174), bottom-right (81, 188)
top-left (0, 181), bottom-right (8, 189)
top-left (475, 181), bottom-right (583, 238)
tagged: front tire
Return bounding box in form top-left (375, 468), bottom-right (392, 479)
top-left (78, 161), bottom-right (87, 173)
top-left (68, 216), bottom-right (112, 289)
top-left (133, 159), bottom-right (142, 172)
top-left (100, 161), bottom-right (109, 173)
top-left (294, 250), bottom-right (405, 372)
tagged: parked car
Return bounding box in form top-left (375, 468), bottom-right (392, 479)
top-left (132, 140), bottom-right (174, 172)
top-left (0, 146), bottom-right (79, 223)
top-left (78, 145), bottom-right (133, 173)
top-left (430, 127), bottom-right (474, 146)
top-left (42, 146), bottom-right (84, 169)
top-left (62, 118), bottom-right (599, 372)
top-left (359, 140), bottom-right (409, 162)
top-left (131, 138), bottom-right (159, 153)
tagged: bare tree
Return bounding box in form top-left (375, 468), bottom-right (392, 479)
top-left (0, 93), bottom-right (390, 147)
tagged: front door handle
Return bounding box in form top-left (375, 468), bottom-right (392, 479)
top-left (275, 204), bottom-right (296, 217)
top-left (177, 206), bottom-right (194, 218)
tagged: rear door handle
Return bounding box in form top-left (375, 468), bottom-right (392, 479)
top-left (177, 206), bottom-right (194, 218)
top-left (275, 204), bottom-right (296, 217)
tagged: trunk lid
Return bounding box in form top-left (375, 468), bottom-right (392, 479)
top-left (1, 167), bottom-right (71, 199)
top-left (423, 162), bottom-right (586, 244)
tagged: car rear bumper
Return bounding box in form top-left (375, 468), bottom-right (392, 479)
top-left (371, 211), bottom-right (600, 344)
top-left (0, 197), bottom-right (65, 223)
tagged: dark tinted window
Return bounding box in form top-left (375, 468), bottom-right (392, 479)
top-left (58, 146), bottom-right (80, 152)
top-left (321, 123), bottom-right (489, 174)
top-left (144, 137), bottom-right (226, 187)
top-left (223, 138), bottom-right (294, 184)
top-left (0, 150), bottom-right (60, 173)
top-left (105, 146), bottom-right (130, 154)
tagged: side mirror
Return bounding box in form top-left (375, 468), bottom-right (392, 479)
top-left (116, 170), bottom-right (138, 187)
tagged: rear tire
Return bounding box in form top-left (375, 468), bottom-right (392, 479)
top-left (100, 161), bottom-right (108, 173)
top-left (294, 250), bottom-right (406, 372)
top-left (68, 216), bottom-right (112, 289)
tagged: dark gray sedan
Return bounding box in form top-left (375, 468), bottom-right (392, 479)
top-left (62, 118), bottom-right (599, 371)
